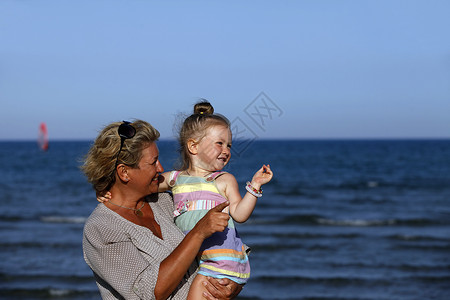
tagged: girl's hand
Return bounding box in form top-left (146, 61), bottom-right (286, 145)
top-left (251, 164), bottom-right (273, 188)
top-left (96, 191), bottom-right (112, 203)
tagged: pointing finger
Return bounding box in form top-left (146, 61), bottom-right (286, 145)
top-left (212, 201), bottom-right (229, 212)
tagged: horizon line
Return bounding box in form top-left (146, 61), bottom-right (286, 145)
top-left (1, 137), bottom-right (449, 142)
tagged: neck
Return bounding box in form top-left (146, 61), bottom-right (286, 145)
top-left (109, 185), bottom-right (145, 207)
top-left (186, 166), bottom-right (215, 177)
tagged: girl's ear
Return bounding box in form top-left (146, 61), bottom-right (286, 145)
top-left (187, 138), bottom-right (198, 155)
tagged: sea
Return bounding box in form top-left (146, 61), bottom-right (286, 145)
top-left (1, 139), bottom-right (449, 300)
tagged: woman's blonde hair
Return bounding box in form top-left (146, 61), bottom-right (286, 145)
top-left (82, 119), bottom-right (160, 193)
top-left (178, 100), bottom-right (230, 170)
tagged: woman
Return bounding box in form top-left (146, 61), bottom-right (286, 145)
top-left (82, 120), bottom-right (242, 299)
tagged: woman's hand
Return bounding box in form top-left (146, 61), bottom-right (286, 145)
top-left (156, 201), bottom-right (231, 299)
top-left (202, 277), bottom-right (243, 300)
top-left (191, 201), bottom-right (230, 240)
top-left (96, 191), bottom-right (111, 203)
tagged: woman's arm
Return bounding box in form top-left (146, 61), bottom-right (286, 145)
top-left (155, 201), bottom-right (231, 299)
top-left (84, 201), bottom-right (232, 300)
top-left (203, 278), bottom-right (243, 300)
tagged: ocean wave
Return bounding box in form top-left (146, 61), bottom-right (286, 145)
top-left (0, 241), bottom-right (80, 249)
top-left (241, 230), bottom-right (363, 240)
top-left (0, 272), bottom-right (93, 283)
top-left (0, 215), bottom-right (22, 222)
top-left (0, 288), bottom-right (98, 300)
top-left (0, 272), bottom-right (98, 299)
top-left (0, 215), bottom-right (87, 224)
top-left (252, 273), bottom-right (450, 285)
top-left (236, 295), bottom-right (373, 300)
top-left (412, 275), bottom-right (450, 282)
top-left (273, 232), bottom-right (362, 239)
top-left (252, 214), bottom-right (323, 225)
top-left (317, 218), bottom-right (396, 226)
top-left (393, 244), bottom-right (450, 252)
top-left (249, 244), bottom-right (307, 252)
top-left (328, 261), bottom-right (450, 272)
top-left (388, 234), bottom-right (450, 242)
top-left (317, 217), bottom-right (445, 227)
top-left (252, 215), bottom-right (439, 227)
top-left (40, 216), bottom-right (87, 224)
top-left (253, 274), bottom-right (390, 285)
top-left (274, 178), bottom-right (450, 194)
top-left (48, 289), bottom-right (77, 297)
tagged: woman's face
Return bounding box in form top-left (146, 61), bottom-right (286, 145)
top-left (128, 142), bottom-right (164, 196)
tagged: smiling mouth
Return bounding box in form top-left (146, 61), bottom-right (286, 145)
top-left (157, 174), bottom-right (165, 183)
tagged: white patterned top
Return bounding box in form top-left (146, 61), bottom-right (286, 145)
top-left (83, 192), bottom-right (197, 299)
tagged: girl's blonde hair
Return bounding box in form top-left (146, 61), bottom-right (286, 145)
top-left (82, 119), bottom-right (160, 193)
top-left (178, 100), bottom-right (230, 170)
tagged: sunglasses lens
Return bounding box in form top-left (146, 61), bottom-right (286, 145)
top-left (118, 122), bottom-right (136, 139)
top-left (113, 121), bottom-right (136, 172)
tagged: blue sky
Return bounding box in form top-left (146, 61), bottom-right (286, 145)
top-left (1, 0), bottom-right (449, 140)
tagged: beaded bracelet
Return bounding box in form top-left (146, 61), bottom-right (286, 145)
top-left (246, 181), bottom-right (263, 198)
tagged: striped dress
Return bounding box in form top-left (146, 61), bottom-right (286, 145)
top-left (169, 171), bottom-right (250, 284)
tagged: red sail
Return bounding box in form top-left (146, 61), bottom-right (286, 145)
top-left (38, 122), bottom-right (49, 151)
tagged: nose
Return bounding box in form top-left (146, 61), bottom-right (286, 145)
top-left (222, 145), bottom-right (230, 156)
top-left (156, 160), bottom-right (164, 173)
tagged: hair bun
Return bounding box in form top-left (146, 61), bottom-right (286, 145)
top-left (194, 99), bottom-right (214, 115)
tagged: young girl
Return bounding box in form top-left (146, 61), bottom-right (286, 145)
top-left (100, 101), bottom-right (273, 299)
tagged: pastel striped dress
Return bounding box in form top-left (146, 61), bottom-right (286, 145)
top-left (169, 171), bottom-right (250, 284)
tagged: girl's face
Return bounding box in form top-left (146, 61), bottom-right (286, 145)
top-left (195, 125), bottom-right (232, 171)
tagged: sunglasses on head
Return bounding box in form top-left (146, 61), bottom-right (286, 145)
top-left (114, 121), bottom-right (136, 169)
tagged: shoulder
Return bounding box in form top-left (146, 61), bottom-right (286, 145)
top-left (158, 171), bottom-right (175, 191)
top-left (215, 172), bottom-right (237, 184)
top-left (84, 204), bottom-right (114, 228)
top-left (161, 171), bottom-right (172, 182)
top-left (147, 192), bottom-right (174, 217)
top-left (83, 204), bottom-right (128, 244)
top-left (162, 170), bottom-right (184, 188)
top-left (156, 191), bottom-right (174, 206)
top-left (214, 172), bottom-right (239, 193)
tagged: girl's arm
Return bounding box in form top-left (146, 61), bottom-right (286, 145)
top-left (157, 171), bottom-right (172, 192)
top-left (218, 165), bottom-right (273, 223)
